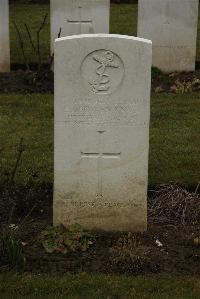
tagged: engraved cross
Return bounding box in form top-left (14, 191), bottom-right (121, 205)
top-left (67, 5), bottom-right (93, 33)
top-left (81, 131), bottom-right (121, 199)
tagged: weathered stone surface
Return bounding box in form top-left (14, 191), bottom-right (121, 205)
top-left (50, 0), bottom-right (110, 53)
top-left (138, 0), bottom-right (199, 73)
top-left (54, 34), bottom-right (152, 232)
top-left (0, 0), bottom-right (10, 72)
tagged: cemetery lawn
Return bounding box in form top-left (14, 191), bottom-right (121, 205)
top-left (9, 3), bottom-right (137, 65)
top-left (1, 273), bottom-right (200, 299)
top-left (0, 92), bottom-right (199, 188)
top-left (9, 3), bottom-right (200, 64)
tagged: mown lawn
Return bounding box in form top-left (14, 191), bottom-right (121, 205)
top-left (9, 3), bottom-right (137, 65)
top-left (1, 273), bottom-right (200, 299)
top-left (0, 92), bottom-right (199, 187)
top-left (10, 4), bottom-right (50, 65)
top-left (9, 3), bottom-right (200, 65)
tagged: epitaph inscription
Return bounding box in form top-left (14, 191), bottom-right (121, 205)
top-left (81, 50), bottom-right (124, 94)
top-left (64, 100), bottom-right (140, 125)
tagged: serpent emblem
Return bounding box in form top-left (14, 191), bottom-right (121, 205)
top-left (90, 51), bottom-right (119, 93)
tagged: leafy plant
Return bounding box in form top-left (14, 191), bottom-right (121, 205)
top-left (0, 205), bottom-right (36, 272)
top-left (40, 224), bottom-right (93, 254)
top-left (170, 79), bottom-right (192, 94)
top-left (170, 77), bottom-right (200, 94)
top-left (6, 236), bottom-right (26, 272)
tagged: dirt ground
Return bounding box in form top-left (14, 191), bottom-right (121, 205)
top-left (0, 184), bottom-right (200, 275)
top-left (1, 66), bottom-right (200, 94)
top-left (0, 67), bottom-right (53, 94)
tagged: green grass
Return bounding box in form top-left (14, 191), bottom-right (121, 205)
top-left (149, 93), bottom-right (200, 186)
top-left (9, 3), bottom-right (138, 65)
top-left (9, 3), bottom-right (200, 64)
top-left (4, 3), bottom-right (200, 187)
top-left (0, 92), bottom-right (199, 187)
top-left (0, 94), bottom-right (53, 184)
top-left (0, 273), bottom-right (200, 299)
top-left (110, 4), bottom-right (138, 36)
top-left (10, 4), bottom-right (50, 65)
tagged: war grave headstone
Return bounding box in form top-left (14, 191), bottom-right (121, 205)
top-left (0, 0), bottom-right (10, 72)
top-left (54, 34), bottom-right (152, 232)
top-left (50, 0), bottom-right (110, 53)
top-left (138, 0), bottom-right (199, 73)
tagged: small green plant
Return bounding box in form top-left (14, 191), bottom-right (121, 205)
top-left (6, 236), bottom-right (26, 272)
top-left (170, 79), bottom-right (192, 94)
top-left (170, 77), bottom-right (200, 94)
top-left (40, 224), bottom-right (93, 254)
top-left (0, 205), bottom-right (35, 272)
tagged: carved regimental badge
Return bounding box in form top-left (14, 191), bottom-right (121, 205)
top-left (81, 50), bottom-right (124, 94)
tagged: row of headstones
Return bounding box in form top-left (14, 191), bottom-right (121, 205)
top-left (53, 0), bottom-right (199, 232)
top-left (1, 0), bottom-right (199, 73)
top-left (0, 1), bottom-right (197, 232)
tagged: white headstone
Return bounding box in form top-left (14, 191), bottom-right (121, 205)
top-left (50, 0), bottom-right (110, 53)
top-left (54, 34), bottom-right (152, 232)
top-left (0, 0), bottom-right (10, 72)
top-left (138, 0), bottom-right (199, 73)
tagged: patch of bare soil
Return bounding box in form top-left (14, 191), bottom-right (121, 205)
top-left (0, 184), bottom-right (200, 275)
top-left (2, 67), bottom-right (200, 94)
top-left (152, 69), bottom-right (200, 93)
top-left (0, 68), bottom-right (53, 94)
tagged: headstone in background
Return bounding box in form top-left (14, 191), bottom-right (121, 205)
top-left (54, 34), bottom-right (152, 232)
top-left (138, 0), bottom-right (199, 73)
top-left (50, 0), bottom-right (110, 53)
top-left (0, 0), bottom-right (10, 72)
